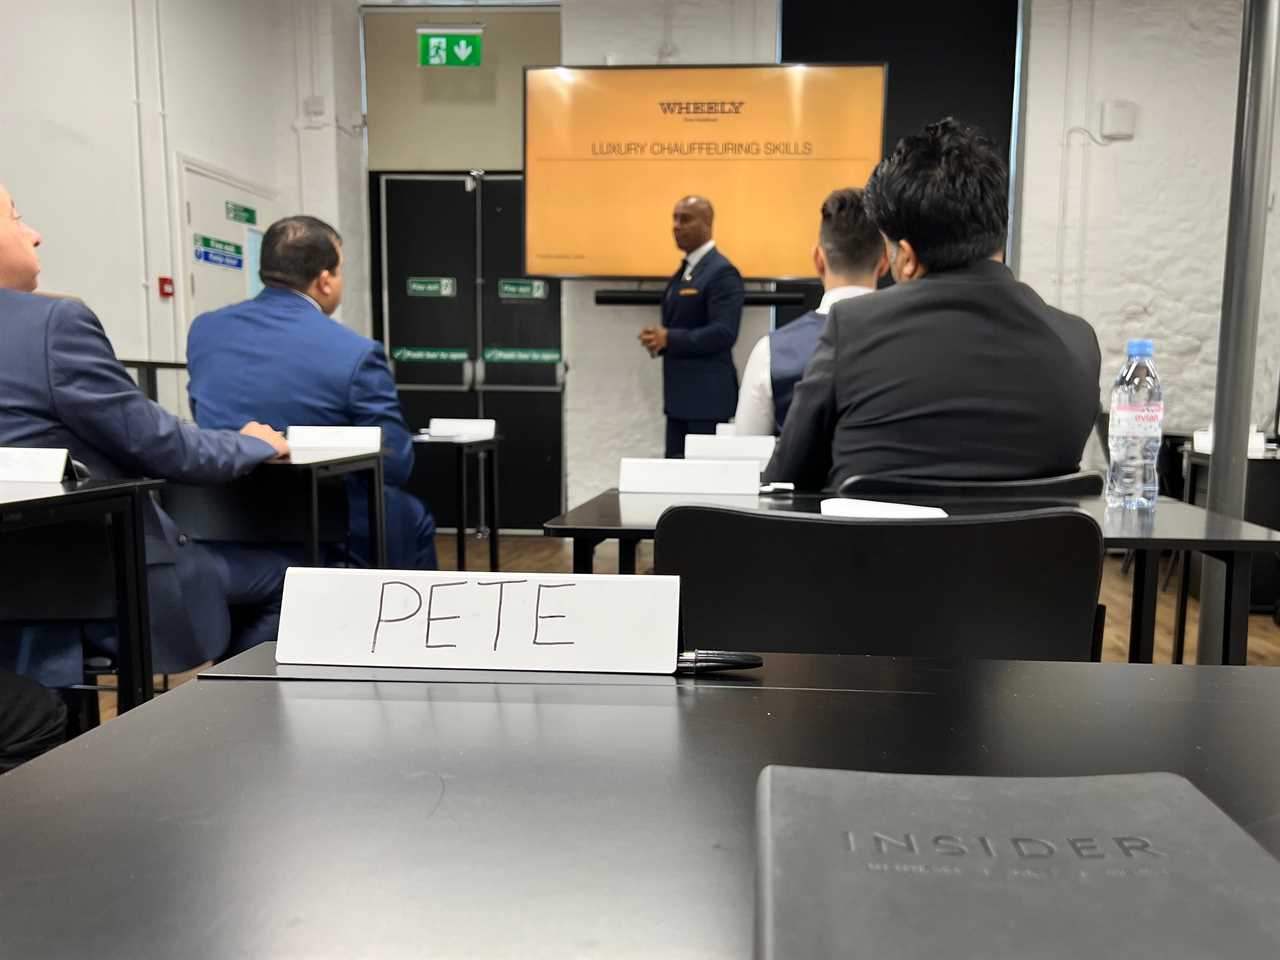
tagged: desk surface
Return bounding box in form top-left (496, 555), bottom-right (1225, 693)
top-left (545, 488), bottom-right (1280, 551)
top-left (0, 477), bottom-right (162, 511)
top-left (413, 434), bottom-right (499, 447)
top-left (2, 649), bottom-right (1280, 958)
top-left (268, 448), bottom-right (382, 468)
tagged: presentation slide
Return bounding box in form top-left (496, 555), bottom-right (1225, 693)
top-left (524, 64), bottom-right (886, 279)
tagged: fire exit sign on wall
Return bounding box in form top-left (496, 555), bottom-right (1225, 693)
top-left (417, 27), bottom-right (483, 68)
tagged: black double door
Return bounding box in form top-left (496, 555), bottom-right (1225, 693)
top-left (376, 173), bottom-right (563, 531)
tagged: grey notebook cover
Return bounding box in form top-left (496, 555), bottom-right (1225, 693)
top-left (755, 767), bottom-right (1280, 959)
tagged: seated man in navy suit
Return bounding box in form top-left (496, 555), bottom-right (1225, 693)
top-left (732, 188), bottom-right (887, 436)
top-left (0, 182), bottom-right (294, 689)
top-left (639, 196), bottom-right (745, 458)
top-left (187, 216), bottom-right (437, 570)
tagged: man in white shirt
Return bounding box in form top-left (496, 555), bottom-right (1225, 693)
top-left (732, 188), bottom-right (887, 436)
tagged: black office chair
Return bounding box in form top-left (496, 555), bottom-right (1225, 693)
top-left (654, 505), bottom-right (1105, 661)
top-left (838, 470), bottom-right (1105, 498)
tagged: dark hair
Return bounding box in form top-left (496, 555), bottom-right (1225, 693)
top-left (862, 118), bottom-right (1008, 272)
top-left (818, 188), bottom-right (883, 276)
top-left (260, 215), bottom-right (342, 291)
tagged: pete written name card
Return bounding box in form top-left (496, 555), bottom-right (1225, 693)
top-left (276, 568), bottom-right (680, 674)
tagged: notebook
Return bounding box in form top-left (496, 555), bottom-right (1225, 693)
top-left (756, 766), bottom-right (1280, 959)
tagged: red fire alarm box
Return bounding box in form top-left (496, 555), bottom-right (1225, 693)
top-left (158, 276), bottom-right (175, 299)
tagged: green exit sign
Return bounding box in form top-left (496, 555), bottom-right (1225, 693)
top-left (498, 279), bottom-right (549, 300)
top-left (417, 29), bottom-right (483, 68)
top-left (407, 276), bottom-right (456, 297)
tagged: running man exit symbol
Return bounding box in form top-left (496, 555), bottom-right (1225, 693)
top-left (417, 30), bottom-right (483, 68)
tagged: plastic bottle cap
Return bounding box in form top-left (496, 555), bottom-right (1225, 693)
top-left (1127, 338), bottom-right (1154, 358)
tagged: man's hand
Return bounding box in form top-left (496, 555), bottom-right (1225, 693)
top-left (240, 421), bottom-right (290, 458)
top-left (638, 326), bottom-right (669, 356)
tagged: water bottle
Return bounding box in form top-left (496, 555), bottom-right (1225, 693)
top-left (1107, 339), bottom-right (1163, 509)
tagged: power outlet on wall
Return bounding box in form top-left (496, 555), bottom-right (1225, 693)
top-left (1099, 100), bottom-right (1137, 141)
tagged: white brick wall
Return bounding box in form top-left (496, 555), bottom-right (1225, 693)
top-left (1022, 0), bottom-right (1280, 439)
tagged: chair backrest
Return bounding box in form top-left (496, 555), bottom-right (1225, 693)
top-left (838, 470), bottom-right (1104, 498)
top-left (653, 505), bottom-right (1104, 661)
top-left (159, 473), bottom-right (347, 544)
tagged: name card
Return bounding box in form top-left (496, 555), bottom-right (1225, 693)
top-left (276, 568), bottom-right (679, 674)
top-left (427, 417), bottom-right (496, 440)
top-left (618, 492), bottom-right (762, 526)
top-left (287, 426), bottom-right (382, 453)
top-left (820, 497), bottom-right (948, 520)
top-left (684, 433), bottom-right (777, 469)
top-left (0, 447), bottom-right (72, 482)
top-left (619, 457), bottom-right (760, 494)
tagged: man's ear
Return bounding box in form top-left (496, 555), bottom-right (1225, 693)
top-left (874, 250), bottom-right (890, 280)
top-left (812, 243), bottom-right (826, 280)
top-left (315, 269), bottom-right (334, 295)
top-left (896, 239), bottom-right (925, 280)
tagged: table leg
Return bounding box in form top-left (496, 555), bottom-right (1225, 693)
top-left (572, 536), bottom-right (601, 574)
top-left (137, 366), bottom-right (158, 403)
top-left (1221, 551), bottom-right (1252, 665)
top-left (456, 447), bottom-right (468, 572)
top-left (112, 492), bottom-right (154, 712)
top-left (1171, 451), bottom-right (1197, 662)
top-left (1128, 549), bottom-right (1158, 663)
top-left (618, 539), bottom-right (637, 575)
top-left (1172, 550), bottom-right (1191, 664)
top-left (368, 461), bottom-right (387, 569)
top-left (306, 472), bottom-right (321, 567)
top-left (486, 446), bottom-right (499, 571)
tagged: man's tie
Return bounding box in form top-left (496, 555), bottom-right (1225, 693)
top-left (668, 260), bottom-right (687, 300)
top-left (680, 258), bottom-right (692, 282)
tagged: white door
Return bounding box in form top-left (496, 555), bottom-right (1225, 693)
top-left (171, 164), bottom-right (280, 415)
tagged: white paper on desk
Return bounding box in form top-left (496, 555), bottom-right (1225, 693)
top-left (427, 417), bottom-right (496, 441)
top-left (617, 492), bottom-right (763, 526)
top-left (287, 426), bottom-right (382, 453)
top-left (820, 497), bottom-right (948, 519)
top-left (0, 447), bottom-right (70, 482)
top-left (276, 568), bottom-right (679, 674)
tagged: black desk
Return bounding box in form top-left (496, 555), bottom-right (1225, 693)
top-left (0, 479), bottom-right (160, 710)
top-left (545, 489), bottom-right (1280, 664)
top-left (162, 450), bottom-right (387, 569)
top-left (274, 450), bottom-right (387, 568)
top-left (415, 435), bottom-right (500, 571)
top-left (2, 648), bottom-right (1279, 957)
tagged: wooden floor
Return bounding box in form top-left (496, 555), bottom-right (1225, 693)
top-left (99, 533), bottom-right (1280, 722)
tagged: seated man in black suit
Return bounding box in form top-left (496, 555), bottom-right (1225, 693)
top-left (764, 118), bottom-right (1101, 491)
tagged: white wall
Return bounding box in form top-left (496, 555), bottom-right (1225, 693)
top-left (559, 0), bottom-right (778, 506)
top-left (1021, 0), bottom-right (1280, 438)
top-left (0, 0), bottom-right (369, 373)
top-left (1, 0), bottom-right (150, 355)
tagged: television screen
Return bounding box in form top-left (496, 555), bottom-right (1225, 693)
top-left (524, 64), bottom-right (886, 280)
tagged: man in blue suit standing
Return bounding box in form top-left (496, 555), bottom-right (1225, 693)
top-left (0, 182), bottom-right (293, 689)
top-left (639, 196), bottom-right (745, 458)
top-left (187, 216), bottom-right (437, 570)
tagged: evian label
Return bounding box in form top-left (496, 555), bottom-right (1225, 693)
top-left (1111, 403), bottom-right (1164, 438)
